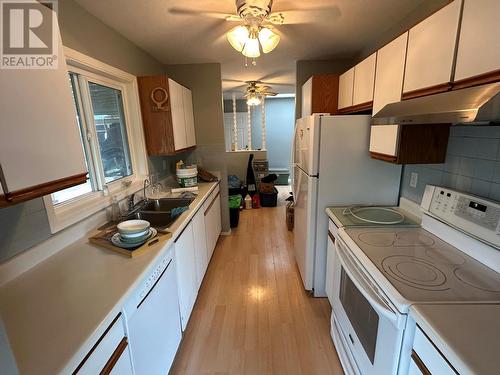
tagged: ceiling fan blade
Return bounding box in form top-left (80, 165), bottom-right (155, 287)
top-left (268, 6), bottom-right (341, 25)
top-left (168, 7), bottom-right (237, 20)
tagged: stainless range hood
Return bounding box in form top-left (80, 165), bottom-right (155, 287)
top-left (372, 82), bottom-right (500, 126)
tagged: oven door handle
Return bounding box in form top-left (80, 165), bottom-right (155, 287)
top-left (336, 241), bottom-right (403, 329)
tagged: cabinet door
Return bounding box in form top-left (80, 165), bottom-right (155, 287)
top-left (403, 0), bottom-right (461, 95)
top-left (183, 87), bottom-right (196, 148)
top-left (168, 78), bottom-right (187, 151)
top-left (454, 0), bottom-right (500, 84)
top-left (301, 77), bottom-right (313, 117)
top-left (353, 53), bottom-right (376, 106)
top-left (373, 33), bottom-right (408, 114)
top-left (204, 192), bottom-right (221, 261)
top-left (338, 68), bottom-right (354, 109)
top-left (0, 14), bottom-right (86, 195)
top-left (369, 125), bottom-right (400, 157)
top-left (325, 232), bottom-right (336, 306)
top-left (192, 208), bottom-right (208, 289)
top-left (175, 222), bottom-right (197, 330)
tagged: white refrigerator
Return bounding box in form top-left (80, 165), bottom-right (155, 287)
top-left (292, 114), bottom-right (402, 296)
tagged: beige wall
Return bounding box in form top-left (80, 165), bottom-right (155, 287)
top-left (58, 0), bottom-right (166, 75)
top-left (295, 59), bottom-right (353, 120)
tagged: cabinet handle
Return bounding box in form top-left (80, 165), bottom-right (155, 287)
top-left (328, 231), bottom-right (336, 243)
top-left (100, 337), bottom-right (128, 375)
top-left (411, 350), bottom-right (432, 375)
top-left (204, 192), bottom-right (220, 216)
top-left (0, 163), bottom-right (12, 200)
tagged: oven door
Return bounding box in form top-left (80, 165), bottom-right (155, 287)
top-left (332, 236), bottom-right (405, 375)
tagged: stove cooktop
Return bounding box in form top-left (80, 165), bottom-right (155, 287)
top-left (328, 206), bottom-right (419, 228)
top-left (344, 227), bottom-right (500, 304)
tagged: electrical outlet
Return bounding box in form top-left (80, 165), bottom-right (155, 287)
top-left (410, 172), bottom-right (418, 188)
top-left (162, 160), bottom-right (167, 170)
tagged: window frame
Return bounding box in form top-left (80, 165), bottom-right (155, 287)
top-left (43, 47), bottom-right (149, 233)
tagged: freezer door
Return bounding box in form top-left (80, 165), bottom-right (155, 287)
top-left (293, 165), bottom-right (318, 291)
top-left (293, 115), bottom-right (320, 176)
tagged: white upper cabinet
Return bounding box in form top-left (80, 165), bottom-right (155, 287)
top-left (454, 0), bottom-right (500, 83)
top-left (373, 33), bottom-right (408, 114)
top-left (301, 77), bottom-right (313, 117)
top-left (183, 87), bottom-right (196, 148)
top-left (0, 12), bottom-right (86, 199)
top-left (338, 68), bottom-right (354, 109)
top-left (168, 79), bottom-right (196, 151)
top-left (403, 0), bottom-right (461, 94)
top-left (168, 78), bottom-right (188, 151)
top-left (353, 53), bottom-right (377, 106)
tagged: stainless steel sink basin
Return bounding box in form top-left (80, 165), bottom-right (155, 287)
top-left (141, 198), bottom-right (194, 212)
top-left (127, 211), bottom-right (175, 229)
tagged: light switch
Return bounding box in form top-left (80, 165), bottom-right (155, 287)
top-left (410, 172), bottom-right (418, 188)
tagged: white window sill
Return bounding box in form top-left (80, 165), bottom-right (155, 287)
top-left (43, 179), bottom-right (144, 234)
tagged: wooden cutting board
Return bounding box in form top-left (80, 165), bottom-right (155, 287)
top-left (89, 226), bottom-right (172, 257)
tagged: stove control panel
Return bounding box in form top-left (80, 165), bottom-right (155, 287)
top-left (421, 185), bottom-right (500, 248)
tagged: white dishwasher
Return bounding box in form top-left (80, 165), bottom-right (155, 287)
top-left (122, 244), bottom-right (182, 375)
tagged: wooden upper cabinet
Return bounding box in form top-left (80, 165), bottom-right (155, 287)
top-left (353, 52), bottom-right (377, 108)
top-left (0, 9), bottom-right (87, 206)
top-left (301, 74), bottom-right (339, 117)
top-left (454, 0), bottom-right (500, 88)
top-left (373, 33), bottom-right (408, 115)
top-left (403, 0), bottom-right (461, 98)
top-left (338, 68), bottom-right (354, 109)
top-left (137, 75), bottom-right (196, 156)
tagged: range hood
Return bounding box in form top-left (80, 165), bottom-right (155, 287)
top-left (372, 82), bottom-right (500, 126)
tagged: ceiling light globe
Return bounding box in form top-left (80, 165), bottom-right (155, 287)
top-left (242, 36), bottom-right (261, 58)
top-left (227, 25), bottom-right (249, 52)
top-left (247, 95), bottom-right (261, 106)
top-left (258, 27), bottom-right (280, 53)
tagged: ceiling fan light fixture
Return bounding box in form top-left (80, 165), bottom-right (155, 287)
top-left (258, 27), bottom-right (280, 53)
top-left (247, 94), bottom-right (261, 106)
top-left (242, 35), bottom-right (261, 58)
top-left (227, 25), bottom-right (250, 52)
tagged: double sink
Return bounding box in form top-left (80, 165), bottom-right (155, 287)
top-left (125, 197), bottom-right (194, 229)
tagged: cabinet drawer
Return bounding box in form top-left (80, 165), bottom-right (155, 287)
top-left (412, 326), bottom-right (457, 375)
top-left (74, 314), bottom-right (127, 374)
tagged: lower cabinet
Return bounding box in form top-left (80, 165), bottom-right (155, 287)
top-left (409, 327), bottom-right (456, 375)
top-left (175, 221), bottom-right (197, 331)
top-left (325, 230), bottom-right (336, 306)
top-left (192, 208), bottom-right (209, 289)
top-left (74, 314), bottom-right (132, 375)
top-left (204, 191), bottom-right (221, 261)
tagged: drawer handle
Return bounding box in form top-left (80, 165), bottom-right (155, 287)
top-left (411, 350), bottom-right (432, 375)
top-left (100, 337), bottom-right (128, 375)
top-left (204, 191), bottom-right (220, 216)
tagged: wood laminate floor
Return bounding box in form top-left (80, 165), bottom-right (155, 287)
top-left (170, 203), bottom-right (343, 375)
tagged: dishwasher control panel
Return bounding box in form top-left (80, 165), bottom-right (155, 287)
top-left (421, 185), bottom-right (500, 248)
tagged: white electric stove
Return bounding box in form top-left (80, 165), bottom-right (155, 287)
top-left (330, 185), bottom-right (500, 375)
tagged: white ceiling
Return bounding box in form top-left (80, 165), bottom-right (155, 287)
top-left (74, 0), bottom-right (446, 96)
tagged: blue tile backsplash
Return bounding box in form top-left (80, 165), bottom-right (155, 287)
top-left (401, 126), bottom-right (500, 204)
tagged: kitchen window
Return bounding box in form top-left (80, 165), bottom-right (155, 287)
top-left (44, 47), bottom-right (148, 233)
top-left (51, 73), bottom-right (133, 204)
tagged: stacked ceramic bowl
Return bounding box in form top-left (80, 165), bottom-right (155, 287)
top-left (112, 220), bottom-right (157, 248)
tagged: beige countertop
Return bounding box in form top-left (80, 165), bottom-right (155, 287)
top-left (410, 304), bottom-right (500, 375)
top-left (0, 182), bottom-right (218, 375)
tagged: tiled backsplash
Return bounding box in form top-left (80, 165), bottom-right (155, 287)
top-left (401, 126), bottom-right (500, 204)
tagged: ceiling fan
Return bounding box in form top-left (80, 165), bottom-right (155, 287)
top-left (169, 1), bottom-right (341, 64)
top-left (244, 81), bottom-right (277, 106)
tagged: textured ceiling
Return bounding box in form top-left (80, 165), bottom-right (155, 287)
top-left (74, 0), bottom-right (447, 96)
